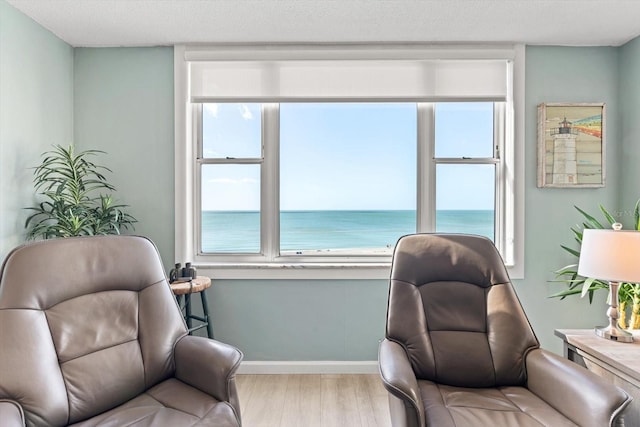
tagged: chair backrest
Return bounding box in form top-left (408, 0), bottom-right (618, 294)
top-left (0, 235), bottom-right (187, 426)
top-left (386, 233), bottom-right (539, 388)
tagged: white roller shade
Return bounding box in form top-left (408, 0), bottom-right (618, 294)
top-left (190, 59), bottom-right (509, 102)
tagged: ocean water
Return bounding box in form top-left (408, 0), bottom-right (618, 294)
top-left (201, 210), bottom-right (494, 253)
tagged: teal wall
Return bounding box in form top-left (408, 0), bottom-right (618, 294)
top-left (212, 279), bottom-right (389, 360)
top-left (4, 0), bottom-right (640, 361)
top-left (0, 0), bottom-right (74, 260)
top-left (73, 47), bottom-right (175, 267)
top-left (620, 37), bottom-right (640, 211)
top-left (518, 46), bottom-right (620, 352)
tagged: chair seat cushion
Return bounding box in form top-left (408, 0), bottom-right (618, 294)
top-left (69, 378), bottom-right (239, 427)
top-left (420, 380), bottom-right (579, 427)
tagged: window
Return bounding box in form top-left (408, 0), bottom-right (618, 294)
top-left (279, 103), bottom-right (417, 256)
top-left (200, 103), bottom-right (262, 253)
top-left (433, 103), bottom-right (498, 241)
top-left (175, 45), bottom-right (524, 278)
top-left (196, 101), bottom-right (503, 258)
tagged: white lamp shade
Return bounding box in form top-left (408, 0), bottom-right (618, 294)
top-left (578, 229), bottom-right (640, 283)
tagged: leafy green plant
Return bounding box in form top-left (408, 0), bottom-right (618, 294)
top-left (552, 200), bottom-right (640, 328)
top-left (25, 144), bottom-right (136, 239)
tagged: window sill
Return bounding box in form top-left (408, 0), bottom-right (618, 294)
top-left (194, 262), bottom-right (393, 280)
top-left (193, 261), bottom-right (523, 280)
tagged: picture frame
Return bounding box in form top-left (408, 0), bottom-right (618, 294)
top-left (537, 103), bottom-right (606, 188)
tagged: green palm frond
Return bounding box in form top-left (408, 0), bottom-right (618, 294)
top-left (25, 144), bottom-right (136, 240)
top-left (574, 205), bottom-right (605, 229)
top-left (599, 204), bottom-right (617, 226)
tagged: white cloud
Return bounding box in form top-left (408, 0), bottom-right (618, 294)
top-left (240, 104), bottom-right (254, 120)
top-left (204, 104), bottom-right (219, 118)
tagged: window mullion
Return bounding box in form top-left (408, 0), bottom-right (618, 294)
top-left (417, 103), bottom-right (435, 232)
top-left (495, 102), bottom-right (511, 264)
top-left (261, 103), bottom-right (280, 261)
top-left (434, 158), bottom-right (499, 164)
top-left (193, 104), bottom-right (203, 258)
top-left (199, 158), bottom-right (264, 165)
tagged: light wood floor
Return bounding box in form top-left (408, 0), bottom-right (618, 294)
top-left (236, 374), bottom-right (392, 427)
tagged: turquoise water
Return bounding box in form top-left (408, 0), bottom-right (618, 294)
top-left (201, 210), bottom-right (494, 253)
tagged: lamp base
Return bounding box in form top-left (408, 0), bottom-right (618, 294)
top-left (595, 325), bottom-right (634, 343)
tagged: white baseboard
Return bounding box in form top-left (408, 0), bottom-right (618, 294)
top-left (237, 360), bottom-right (379, 374)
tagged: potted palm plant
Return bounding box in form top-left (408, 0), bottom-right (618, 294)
top-left (25, 144), bottom-right (136, 239)
top-left (552, 201), bottom-right (640, 329)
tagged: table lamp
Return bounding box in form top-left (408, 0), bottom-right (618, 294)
top-left (578, 227), bottom-right (640, 343)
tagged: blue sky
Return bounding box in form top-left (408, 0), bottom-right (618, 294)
top-left (201, 102), bottom-right (495, 211)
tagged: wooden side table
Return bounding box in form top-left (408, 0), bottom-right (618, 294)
top-left (556, 329), bottom-right (640, 425)
top-left (170, 276), bottom-right (214, 339)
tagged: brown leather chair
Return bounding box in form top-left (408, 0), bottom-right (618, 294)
top-left (0, 235), bottom-right (243, 427)
top-left (379, 233), bottom-right (631, 427)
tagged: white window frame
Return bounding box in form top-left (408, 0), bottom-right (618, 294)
top-left (175, 44), bottom-right (525, 280)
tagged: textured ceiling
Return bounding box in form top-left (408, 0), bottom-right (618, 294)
top-left (5, 0), bottom-right (640, 48)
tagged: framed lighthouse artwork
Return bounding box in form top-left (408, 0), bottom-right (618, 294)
top-left (537, 103), bottom-right (605, 188)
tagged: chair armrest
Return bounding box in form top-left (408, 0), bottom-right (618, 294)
top-left (174, 335), bottom-right (243, 414)
top-left (0, 400), bottom-right (25, 427)
top-left (378, 339), bottom-right (424, 427)
top-left (526, 348), bottom-right (631, 427)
